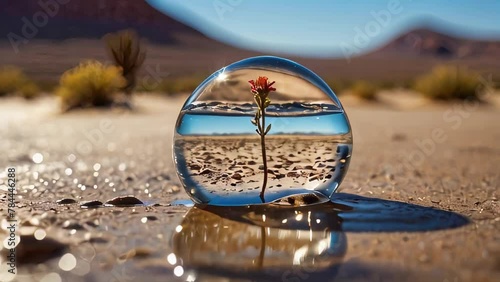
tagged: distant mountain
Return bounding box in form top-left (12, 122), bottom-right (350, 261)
top-left (0, 0), bottom-right (212, 44)
top-left (0, 1), bottom-right (499, 82)
top-left (371, 28), bottom-right (500, 59)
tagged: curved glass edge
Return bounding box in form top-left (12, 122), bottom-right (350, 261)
top-left (181, 56), bottom-right (346, 111)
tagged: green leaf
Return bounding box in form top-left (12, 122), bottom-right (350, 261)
top-left (264, 98), bottom-right (271, 108)
top-left (264, 124), bottom-right (272, 135)
top-left (254, 95), bottom-right (261, 107)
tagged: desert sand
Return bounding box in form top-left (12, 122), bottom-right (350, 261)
top-left (0, 94), bottom-right (498, 282)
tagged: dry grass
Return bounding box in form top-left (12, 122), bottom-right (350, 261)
top-left (138, 74), bottom-right (207, 96)
top-left (0, 66), bottom-right (39, 99)
top-left (56, 60), bottom-right (126, 110)
top-left (414, 65), bottom-right (481, 100)
top-left (349, 81), bottom-right (378, 100)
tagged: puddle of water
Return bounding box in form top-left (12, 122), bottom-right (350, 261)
top-left (168, 194), bottom-right (469, 280)
top-left (171, 204), bottom-right (347, 281)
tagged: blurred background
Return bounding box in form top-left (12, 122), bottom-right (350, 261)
top-left (0, 0), bottom-right (499, 106)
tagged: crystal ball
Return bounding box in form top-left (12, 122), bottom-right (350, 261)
top-left (173, 56), bottom-right (352, 206)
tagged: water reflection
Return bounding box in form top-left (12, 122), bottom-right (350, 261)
top-left (170, 194), bottom-right (470, 281)
top-left (172, 203), bottom-right (347, 281)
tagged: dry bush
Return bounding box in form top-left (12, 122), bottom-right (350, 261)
top-left (56, 61), bottom-right (126, 110)
top-left (105, 30), bottom-right (146, 96)
top-left (414, 65), bottom-right (481, 100)
top-left (349, 80), bottom-right (378, 100)
top-left (0, 66), bottom-right (39, 99)
top-left (325, 79), bottom-right (352, 95)
top-left (138, 74), bottom-right (207, 96)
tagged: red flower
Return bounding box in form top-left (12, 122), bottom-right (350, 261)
top-left (248, 76), bottom-right (276, 95)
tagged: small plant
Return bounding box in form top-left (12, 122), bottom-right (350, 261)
top-left (105, 30), bottom-right (146, 96)
top-left (139, 75), bottom-right (206, 95)
top-left (350, 80), bottom-right (378, 100)
top-left (325, 79), bottom-right (352, 95)
top-left (248, 76), bottom-right (276, 201)
top-left (0, 66), bottom-right (39, 99)
top-left (414, 65), bottom-right (481, 100)
top-left (56, 60), bottom-right (126, 110)
top-left (19, 83), bottom-right (39, 100)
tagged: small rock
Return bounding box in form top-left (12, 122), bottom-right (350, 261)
top-left (309, 175), bottom-right (319, 181)
top-left (197, 168), bottom-right (214, 175)
top-left (105, 196), bottom-right (143, 206)
top-left (15, 235), bottom-right (67, 265)
top-left (80, 200), bottom-right (103, 208)
top-left (56, 198), bottom-right (77, 205)
top-left (231, 173), bottom-right (242, 180)
top-left (189, 164), bottom-right (202, 170)
top-left (391, 133), bottom-right (407, 141)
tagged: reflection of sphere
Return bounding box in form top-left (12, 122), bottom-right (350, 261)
top-left (171, 205), bottom-right (347, 280)
top-left (174, 56), bottom-right (353, 205)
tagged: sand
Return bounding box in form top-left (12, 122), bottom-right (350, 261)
top-left (175, 136), bottom-right (351, 205)
top-left (0, 94), bottom-right (498, 282)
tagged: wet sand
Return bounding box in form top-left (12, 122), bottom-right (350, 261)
top-left (0, 94), bottom-right (498, 281)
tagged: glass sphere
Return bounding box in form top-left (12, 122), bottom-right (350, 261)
top-left (174, 56), bottom-right (352, 206)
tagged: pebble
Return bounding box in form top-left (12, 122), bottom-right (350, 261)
top-left (105, 196), bottom-right (143, 206)
top-left (56, 198), bottom-right (77, 205)
top-left (80, 200), bottom-right (103, 208)
top-left (231, 173), bottom-right (242, 180)
top-left (16, 235), bottom-right (67, 265)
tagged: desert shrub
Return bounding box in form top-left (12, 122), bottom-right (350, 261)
top-left (325, 79), bottom-right (353, 95)
top-left (349, 81), bottom-right (378, 100)
top-left (414, 65), bottom-right (481, 100)
top-left (160, 76), bottom-right (205, 95)
top-left (137, 74), bottom-right (207, 95)
top-left (19, 83), bottom-right (39, 100)
top-left (105, 30), bottom-right (146, 96)
top-left (0, 66), bottom-right (39, 99)
top-left (56, 61), bottom-right (126, 110)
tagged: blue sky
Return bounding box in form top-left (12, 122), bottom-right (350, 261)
top-left (147, 0), bottom-right (500, 57)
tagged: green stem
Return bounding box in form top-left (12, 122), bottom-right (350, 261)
top-left (259, 103), bottom-right (268, 202)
